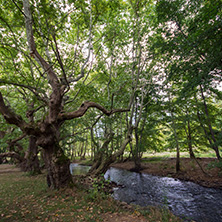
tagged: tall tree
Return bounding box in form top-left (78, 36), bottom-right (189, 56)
top-left (0, 0), bottom-right (130, 188)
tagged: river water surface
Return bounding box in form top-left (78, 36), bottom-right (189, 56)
top-left (70, 163), bottom-right (222, 222)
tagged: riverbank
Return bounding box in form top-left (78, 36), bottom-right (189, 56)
top-left (0, 164), bottom-right (181, 222)
top-left (111, 158), bottom-right (222, 189)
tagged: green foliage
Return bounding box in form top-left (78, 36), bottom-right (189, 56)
top-left (156, 0), bottom-right (222, 89)
top-left (86, 176), bottom-right (113, 202)
top-left (0, 0), bottom-right (221, 164)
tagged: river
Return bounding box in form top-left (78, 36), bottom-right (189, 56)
top-left (70, 163), bottom-right (222, 222)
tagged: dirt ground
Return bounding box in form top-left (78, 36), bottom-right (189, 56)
top-left (112, 158), bottom-right (222, 189)
top-left (0, 163), bottom-right (21, 174)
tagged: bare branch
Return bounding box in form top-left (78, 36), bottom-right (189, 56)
top-left (52, 33), bottom-right (66, 79)
top-left (71, 0), bottom-right (93, 82)
top-left (0, 80), bottom-right (48, 104)
top-left (8, 134), bottom-right (27, 145)
top-left (51, 32), bottom-right (70, 95)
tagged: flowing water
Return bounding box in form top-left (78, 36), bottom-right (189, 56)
top-left (70, 163), bottom-right (91, 175)
top-left (70, 164), bottom-right (222, 222)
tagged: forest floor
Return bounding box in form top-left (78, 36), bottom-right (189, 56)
top-left (0, 164), bottom-right (181, 222)
top-left (112, 157), bottom-right (222, 189)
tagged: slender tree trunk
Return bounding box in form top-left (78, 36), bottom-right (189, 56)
top-left (79, 142), bottom-right (84, 158)
top-left (200, 85), bottom-right (221, 159)
top-left (131, 128), bottom-right (142, 171)
top-left (168, 92), bottom-right (180, 172)
top-left (90, 140), bottom-right (94, 161)
top-left (175, 133), bottom-right (180, 173)
top-left (83, 137), bottom-right (87, 159)
top-left (172, 120), bottom-right (180, 173)
top-left (170, 109), bottom-right (180, 172)
top-left (187, 119), bottom-right (195, 159)
top-left (70, 143), bottom-right (74, 161)
top-left (196, 88), bottom-right (221, 160)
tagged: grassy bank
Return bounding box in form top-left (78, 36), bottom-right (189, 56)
top-left (0, 164), bottom-right (182, 222)
top-left (142, 150), bottom-right (217, 159)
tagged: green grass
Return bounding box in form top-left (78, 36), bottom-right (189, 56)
top-left (0, 165), bottom-right (182, 222)
top-left (142, 150), bottom-right (217, 159)
top-left (0, 171), bottom-right (119, 221)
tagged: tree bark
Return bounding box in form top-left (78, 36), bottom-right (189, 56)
top-left (195, 89), bottom-right (221, 160)
top-left (44, 143), bottom-right (72, 189)
top-left (187, 118), bottom-right (195, 159)
top-left (170, 106), bottom-right (180, 172)
top-left (0, 152), bottom-right (24, 162)
top-left (130, 128), bottom-right (143, 171)
top-left (88, 128), bottom-right (132, 176)
top-left (21, 136), bottom-right (41, 174)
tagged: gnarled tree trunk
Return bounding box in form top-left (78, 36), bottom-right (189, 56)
top-left (44, 144), bottom-right (71, 189)
top-left (35, 121), bottom-right (73, 189)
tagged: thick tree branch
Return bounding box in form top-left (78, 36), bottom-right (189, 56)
top-left (58, 101), bottom-right (130, 121)
top-left (0, 92), bottom-right (39, 135)
top-left (23, 0), bottom-right (60, 93)
top-left (0, 152), bottom-right (24, 162)
top-left (52, 33), bottom-right (70, 95)
top-left (23, 0), bottom-right (64, 123)
top-left (8, 134), bottom-right (26, 145)
top-left (0, 91), bottom-right (25, 128)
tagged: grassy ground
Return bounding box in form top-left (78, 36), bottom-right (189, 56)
top-left (142, 150), bottom-right (217, 159)
top-left (0, 164), bottom-right (181, 222)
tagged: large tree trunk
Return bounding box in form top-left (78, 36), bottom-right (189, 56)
top-left (21, 136), bottom-right (41, 174)
top-left (88, 133), bottom-right (114, 175)
top-left (44, 143), bottom-right (72, 189)
top-left (35, 121), bottom-right (73, 189)
top-left (0, 133), bottom-right (40, 174)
